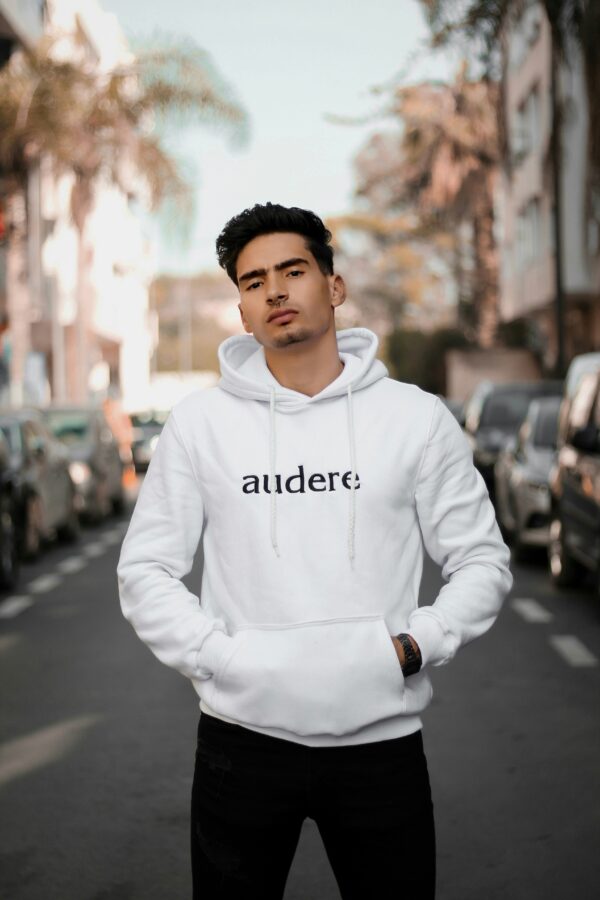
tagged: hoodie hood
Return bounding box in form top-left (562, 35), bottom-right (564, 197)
top-left (217, 326), bottom-right (388, 409)
top-left (217, 327), bottom-right (389, 566)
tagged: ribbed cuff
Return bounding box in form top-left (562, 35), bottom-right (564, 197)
top-left (406, 612), bottom-right (447, 668)
top-left (197, 628), bottom-right (232, 678)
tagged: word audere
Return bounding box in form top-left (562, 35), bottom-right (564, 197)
top-left (242, 464), bottom-right (361, 495)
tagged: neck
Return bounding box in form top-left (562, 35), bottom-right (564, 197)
top-left (264, 329), bottom-right (345, 397)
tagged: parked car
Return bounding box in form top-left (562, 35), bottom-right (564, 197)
top-left (556, 351), bottom-right (600, 449)
top-left (129, 410), bottom-right (168, 473)
top-left (0, 408), bottom-right (80, 560)
top-left (463, 379), bottom-right (564, 504)
top-left (547, 359), bottom-right (600, 592)
top-left (39, 405), bottom-right (125, 522)
top-left (494, 396), bottom-right (562, 559)
top-left (0, 427), bottom-right (20, 589)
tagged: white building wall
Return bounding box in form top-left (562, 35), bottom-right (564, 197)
top-left (42, 0), bottom-right (155, 407)
top-left (496, 0), bottom-right (600, 367)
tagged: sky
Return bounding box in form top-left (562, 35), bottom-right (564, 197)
top-left (100, 0), bottom-right (454, 275)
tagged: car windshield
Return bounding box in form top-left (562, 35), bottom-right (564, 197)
top-left (533, 407), bottom-right (559, 448)
top-left (479, 393), bottom-right (537, 429)
top-left (44, 411), bottom-right (92, 445)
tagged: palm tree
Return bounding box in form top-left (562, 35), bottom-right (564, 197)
top-left (0, 29), bottom-right (246, 402)
top-left (419, 0), bottom-right (600, 375)
top-left (348, 68), bottom-right (500, 347)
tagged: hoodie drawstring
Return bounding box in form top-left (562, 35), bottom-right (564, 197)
top-left (346, 383), bottom-right (357, 569)
top-left (268, 384), bottom-right (357, 567)
top-left (269, 387), bottom-right (280, 557)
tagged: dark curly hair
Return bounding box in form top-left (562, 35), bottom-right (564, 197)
top-left (215, 202), bottom-right (334, 285)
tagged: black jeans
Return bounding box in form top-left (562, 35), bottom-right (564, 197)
top-left (191, 712), bottom-right (436, 899)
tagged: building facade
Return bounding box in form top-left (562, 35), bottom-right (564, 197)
top-left (497, 0), bottom-right (600, 372)
top-left (0, 0), bottom-right (156, 410)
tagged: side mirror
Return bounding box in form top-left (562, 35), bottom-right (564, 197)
top-left (571, 424), bottom-right (600, 453)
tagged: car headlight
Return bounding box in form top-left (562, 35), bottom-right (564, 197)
top-left (69, 461), bottom-right (92, 485)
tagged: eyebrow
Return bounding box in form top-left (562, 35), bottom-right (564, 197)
top-left (238, 257), bottom-right (310, 285)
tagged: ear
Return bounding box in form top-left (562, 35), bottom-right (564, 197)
top-left (238, 302), bottom-right (253, 334)
top-left (329, 273), bottom-right (346, 310)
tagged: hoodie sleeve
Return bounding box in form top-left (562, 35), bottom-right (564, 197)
top-left (408, 396), bottom-right (513, 668)
top-left (116, 408), bottom-right (232, 681)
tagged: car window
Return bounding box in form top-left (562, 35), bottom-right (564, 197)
top-left (44, 410), bottom-right (92, 445)
top-left (533, 406), bottom-right (559, 448)
top-left (479, 393), bottom-right (534, 428)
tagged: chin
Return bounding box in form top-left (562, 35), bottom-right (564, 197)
top-left (270, 325), bottom-right (315, 348)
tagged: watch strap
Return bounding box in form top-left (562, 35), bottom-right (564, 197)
top-left (395, 632), bottom-right (422, 676)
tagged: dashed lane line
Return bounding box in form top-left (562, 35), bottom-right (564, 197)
top-left (82, 541), bottom-right (107, 558)
top-left (0, 596), bottom-right (33, 619)
top-left (0, 527), bottom-right (123, 619)
top-left (101, 529), bottom-right (126, 546)
top-left (549, 635), bottom-right (598, 667)
top-left (511, 598), bottom-right (554, 624)
top-left (26, 573), bottom-right (63, 594)
top-left (56, 556), bottom-right (87, 575)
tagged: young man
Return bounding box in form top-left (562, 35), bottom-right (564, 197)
top-left (117, 202), bottom-right (513, 899)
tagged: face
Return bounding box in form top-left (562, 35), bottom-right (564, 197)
top-left (236, 232), bottom-right (346, 350)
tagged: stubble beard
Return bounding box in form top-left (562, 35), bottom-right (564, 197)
top-left (269, 323), bottom-right (315, 348)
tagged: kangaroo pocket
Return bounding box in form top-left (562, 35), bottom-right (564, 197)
top-left (205, 615), bottom-right (406, 737)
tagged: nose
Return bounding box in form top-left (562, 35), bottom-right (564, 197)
top-left (266, 273), bottom-right (288, 305)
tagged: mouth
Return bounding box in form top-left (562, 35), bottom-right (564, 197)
top-left (267, 309), bottom-right (298, 324)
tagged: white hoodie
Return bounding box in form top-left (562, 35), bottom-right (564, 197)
top-left (117, 327), bottom-right (513, 747)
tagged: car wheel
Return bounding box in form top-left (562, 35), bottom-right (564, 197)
top-left (548, 515), bottom-right (585, 588)
top-left (23, 493), bottom-right (44, 561)
top-left (0, 493), bottom-right (20, 591)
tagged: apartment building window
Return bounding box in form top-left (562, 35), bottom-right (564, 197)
top-left (513, 85), bottom-right (541, 162)
top-left (516, 197), bottom-right (542, 269)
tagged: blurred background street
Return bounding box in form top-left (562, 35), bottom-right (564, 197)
top-left (0, 478), bottom-right (598, 899)
top-left (1, 0), bottom-right (600, 897)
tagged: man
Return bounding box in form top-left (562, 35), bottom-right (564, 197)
top-left (117, 202), bottom-right (513, 899)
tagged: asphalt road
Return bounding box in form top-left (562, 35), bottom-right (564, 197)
top-left (0, 481), bottom-right (598, 900)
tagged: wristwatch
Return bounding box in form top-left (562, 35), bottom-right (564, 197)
top-left (394, 632), bottom-right (422, 676)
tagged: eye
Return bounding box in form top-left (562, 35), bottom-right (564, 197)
top-left (287, 269), bottom-right (303, 277)
top-left (247, 281), bottom-right (262, 291)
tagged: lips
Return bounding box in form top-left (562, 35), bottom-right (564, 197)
top-left (267, 309), bottom-right (298, 323)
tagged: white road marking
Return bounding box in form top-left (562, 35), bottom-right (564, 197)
top-left (26, 573), bottom-right (63, 594)
top-left (0, 714), bottom-right (102, 788)
top-left (0, 596), bottom-right (34, 619)
top-left (511, 598), bottom-right (554, 624)
top-left (549, 635), bottom-right (598, 667)
top-left (56, 556), bottom-right (87, 575)
top-left (82, 541), bottom-right (106, 558)
top-left (100, 530), bottom-right (123, 546)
